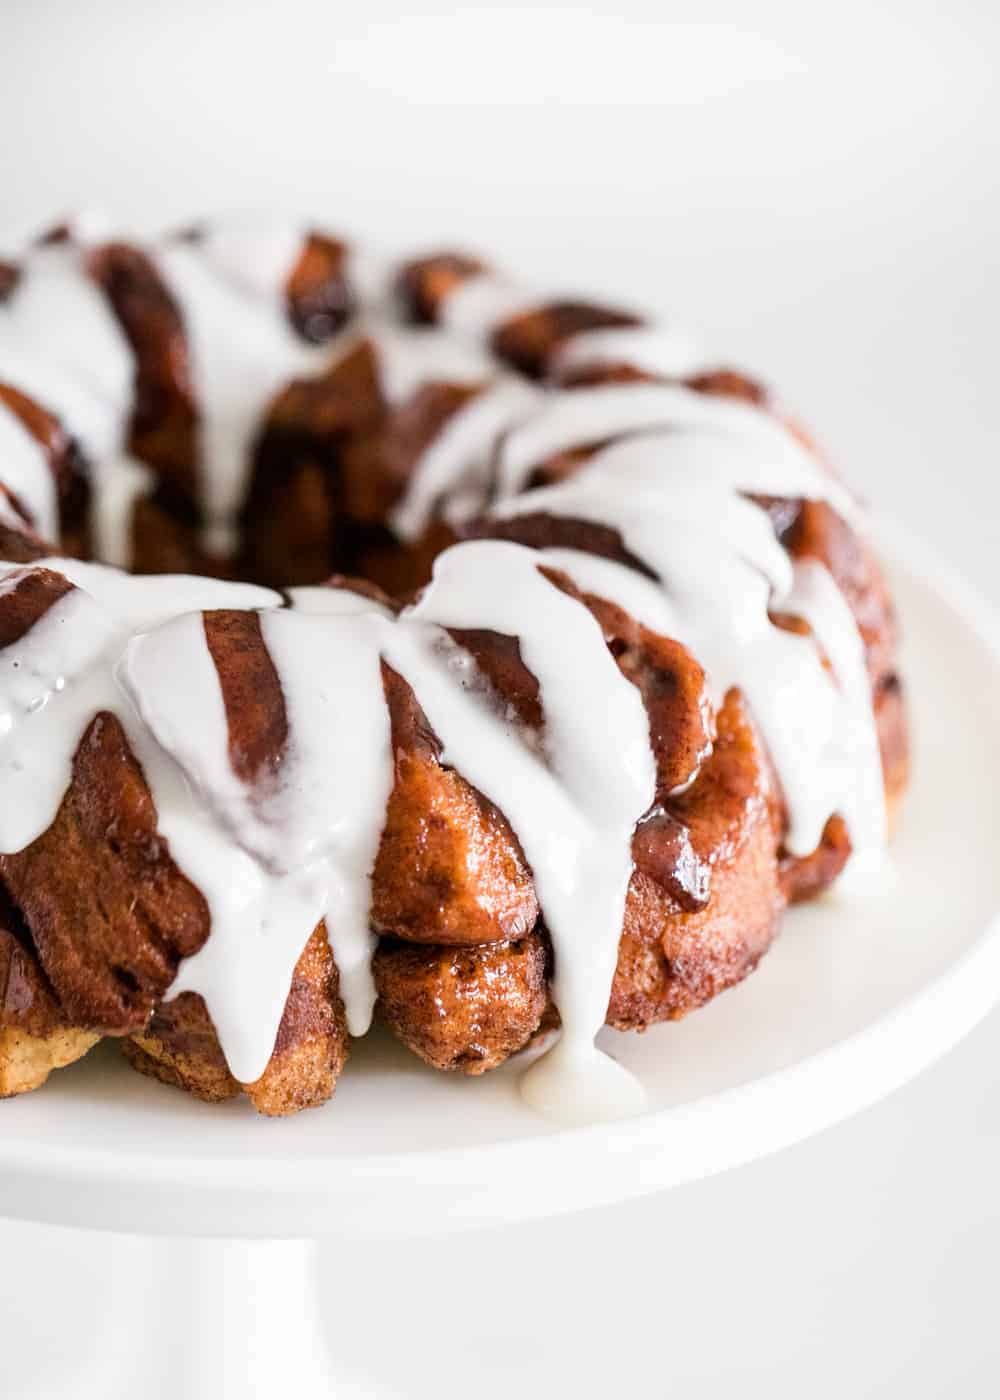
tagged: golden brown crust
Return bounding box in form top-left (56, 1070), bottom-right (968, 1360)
top-left (610, 692), bottom-right (782, 1026)
top-left (123, 926), bottom-right (349, 1115)
top-left (88, 243), bottom-right (198, 503)
top-left (372, 660), bottom-right (540, 944)
top-left (286, 234), bottom-right (356, 344)
top-left (374, 933), bottom-right (549, 1073)
top-left (0, 381), bottom-right (90, 552)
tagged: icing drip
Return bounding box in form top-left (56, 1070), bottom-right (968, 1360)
top-left (196, 221), bottom-right (309, 304)
top-left (153, 242), bottom-right (330, 554)
top-left (0, 246), bottom-right (134, 414)
top-left (124, 605), bottom-right (395, 1077)
top-left (784, 560), bottom-right (887, 878)
top-left (0, 403), bottom-right (57, 537)
top-left (371, 323), bottom-right (496, 405)
top-left (0, 543), bottom-right (658, 1108)
top-left (490, 415), bottom-right (885, 867)
top-left (440, 274), bottom-right (542, 340)
top-left (0, 246), bottom-right (140, 555)
top-left (0, 221), bottom-right (891, 1123)
top-left (495, 383), bottom-right (858, 523)
top-left (391, 377), bottom-right (542, 541)
top-left (552, 324), bottom-right (704, 380)
top-left (125, 540), bottom-right (658, 1097)
top-left (88, 455), bottom-right (152, 569)
top-left (402, 542), bottom-right (657, 1119)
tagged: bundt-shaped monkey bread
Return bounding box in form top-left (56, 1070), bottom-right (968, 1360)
top-left (0, 218), bottom-right (907, 1121)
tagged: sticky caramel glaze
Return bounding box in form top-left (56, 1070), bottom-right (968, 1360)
top-left (123, 926), bottom-right (349, 1115)
top-left (0, 382), bottom-right (91, 551)
top-left (0, 565), bottom-right (74, 647)
top-left (285, 233), bottom-right (356, 344)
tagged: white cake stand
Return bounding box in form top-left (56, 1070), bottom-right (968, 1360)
top-left (3, 530), bottom-right (1000, 1399)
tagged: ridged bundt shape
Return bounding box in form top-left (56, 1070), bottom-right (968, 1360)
top-left (0, 219), bottom-right (908, 1117)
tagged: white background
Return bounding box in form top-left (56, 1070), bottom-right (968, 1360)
top-left (1, 1), bottom-right (998, 1394)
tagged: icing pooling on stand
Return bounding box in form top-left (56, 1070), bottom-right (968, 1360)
top-left (0, 218), bottom-right (890, 1122)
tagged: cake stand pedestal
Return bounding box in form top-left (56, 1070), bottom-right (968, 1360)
top-left (2, 539), bottom-right (1000, 1398)
top-left (5, 1236), bottom-right (356, 1400)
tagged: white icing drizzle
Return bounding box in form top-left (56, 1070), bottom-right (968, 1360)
top-left (0, 245), bottom-right (134, 416)
top-left (0, 245), bottom-right (139, 555)
top-left (440, 274), bottom-right (543, 340)
top-left (402, 542), bottom-right (656, 1118)
top-left (552, 324), bottom-right (704, 381)
top-left (495, 382), bottom-right (857, 521)
top-left (784, 559), bottom-right (886, 878)
top-left (390, 377), bottom-right (542, 541)
top-left (0, 403), bottom-right (56, 537)
top-left (0, 346), bottom-right (123, 466)
top-left (490, 409), bottom-right (886, 866)
top-left (0, 492), bottom-right (24, 531)
top-left (0, 561), bottom-right (277, 851)
top-left (195, 221), bottom-right (309, 304)
top-left (153, 242), bottom-right (329, 555)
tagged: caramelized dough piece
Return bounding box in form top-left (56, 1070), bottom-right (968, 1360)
top-left (123, 926), bottom-right (349, 1116)
top-left (396, 253), bottom-right (488, 324)
top-left (0, 712), bottom-right (210, 1032)
top-left (0, 902), bottom-right (98, 1097)
top-left (339, 381), bottom-right (483, 525)
top-left (609, 690), bottom-right (782, 1028)
top-left (241, 339), bottom-right (386, 587)
top-left (374, 933), bottom-right (548, 1073)
top-left (377, 692), bottom-right (781, 1074)
top-left (0, 521), bottom-right (46, 563)
top-left (286, 233), bottom-right (356, 343)
top-left (491, 303), bottom-right (641, 380)
top-left (89, 243), bottom-right (198, 502)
